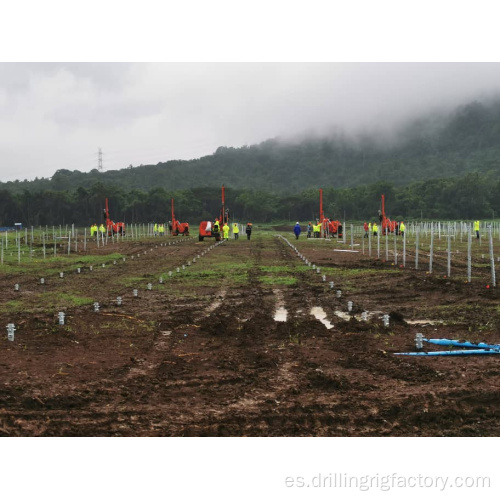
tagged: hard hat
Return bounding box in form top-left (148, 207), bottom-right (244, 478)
top-left (296, 222), bottom-right (300, 224)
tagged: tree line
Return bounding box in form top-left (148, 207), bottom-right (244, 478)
top-left (1, 172), bottom-right (498, 228)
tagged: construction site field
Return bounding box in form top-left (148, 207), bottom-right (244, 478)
top-left (1, 229), bottom-right (499, 436)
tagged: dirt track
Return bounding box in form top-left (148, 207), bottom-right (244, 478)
top-left (1, 230), bottom-right (499, 436)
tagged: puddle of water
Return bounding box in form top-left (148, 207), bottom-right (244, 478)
top-left (310, 306), bottom-right (334, 329)
top-left (274, 306), bottom-right (288, 322)
top-left (334, 310), bottom-right (351, 321)
top-left (406, 319), bottom-right (442, 325)
top-left (273, 289), bottom-right (288, 322)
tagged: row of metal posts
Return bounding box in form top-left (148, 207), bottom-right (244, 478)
top-left (344, 220), bottom-right (499, 242)
top-left (2, 221), bottom-right (498, 285)
top-left (1, 221), bottom-right (181, 262)
top-left (342, 221), bottom-right (496, 286)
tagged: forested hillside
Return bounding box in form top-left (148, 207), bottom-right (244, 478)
top-left (1, 99), bottom-right (500, 225)
top-left (2, 99), bottom-right (500, 195)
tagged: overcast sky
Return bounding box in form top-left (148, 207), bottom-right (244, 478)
top-left (1, 62), bottom-right (500, 182)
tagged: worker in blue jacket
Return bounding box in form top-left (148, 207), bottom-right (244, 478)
top-left (294, 222), bottom-right (302, 240)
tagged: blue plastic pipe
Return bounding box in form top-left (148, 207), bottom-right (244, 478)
top-left (395, 349), bottom-right (500, 356)
top-left (426, 338), bottom-right (500, 350)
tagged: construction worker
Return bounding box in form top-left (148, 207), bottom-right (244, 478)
top-left (329, 220), bottom-right (338, 237)
top-left (90, 224), bottom-right (95, 237)
top-left (294, 222), bottom-right (301, 240)
top-left (363, 222), bottom-right (369, 238)
top-left (223, 223), bottom-right (230, 240)
top-left (399, 221), bottom-right (405, 237)
top-left (307, 222), bottom-right (313, 238)
top-left (322, 218), bottom-right (330, 238)
top-left (313, 222), bottom-right (321, 238)
top-left (474, 220), bottom-right (480, 239)
top-left (99, 223), bottom-right (105, 238)
top-left (159, 224), bottom-right (165, 236)
top-left (233, 222), bottom-right (239, 240)
top-left (214, 219), bottom-right (220, 234)
top-left (372, 222), bottom-right (378, 237)
top-left (246, 223), bottom-right (252, 240)
top-left (154, 223), bottom-right (158, 236)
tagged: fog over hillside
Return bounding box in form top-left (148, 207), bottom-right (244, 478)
top-left (2, 63), bottom-right (500, 182)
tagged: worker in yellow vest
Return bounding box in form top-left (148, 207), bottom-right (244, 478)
top-left (474, 220), bottom-right (480, 239)
top-left (223, 223), bottom-right (230, 240)
top-left (233, 222), bottom-right (239, 240)
top-left (99, 223), bottom-right (105, 237)
top-left (372, 222), bottom-right (378, 237)
top-left (399, 221), bottom-right (406, 237)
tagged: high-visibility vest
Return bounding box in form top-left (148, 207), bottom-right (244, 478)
top-left (233, 224), bottom-right (239, 234)
top-left (99, 224), bottom-right (105, 233)
top-left (474, 221), bottom-right (480, 231)
top-left (400, 223), bottom-right (405, 232)
top-left (372, 224), bottom-right (378, 233)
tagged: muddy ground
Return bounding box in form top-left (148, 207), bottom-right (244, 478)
top-left (0, 229), bottom-right (499, 436)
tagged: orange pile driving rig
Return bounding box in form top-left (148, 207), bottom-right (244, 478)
top-left (199, 185), bottom-right (229, 242)
top-left (318, 188), bottom-right (342, 238)
top-left (170, 198), bottom-right (189, 236)
top-left (103, 198), bottom-right (125, 235)
top-left (379, 194), bottom-right (398, 235)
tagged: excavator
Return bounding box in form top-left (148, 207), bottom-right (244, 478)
top-left (170, 198), bottom-right (189, 236)
top-left (199, 185), bottom-right (229, 242)
top-left (103, 198), bottom-right (125, 236)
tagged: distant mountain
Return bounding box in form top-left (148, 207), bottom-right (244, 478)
top-left (2, 98), bottom-right (500, 195)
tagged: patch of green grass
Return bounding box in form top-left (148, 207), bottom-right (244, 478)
top-left (34, 292), bottom-right (94, 310)
top-left (1, 252), bottom-right (126, 275)
top-left (259, 275), bottom-right (297, 286)
top-left (259, 265), bottom-right (289, 273)
top-left (63, 294), bottom-right (95, 307)
top-left (0, 292), bottom-right (94, 313)
top-left (0, 300), bottom-right (24, 313)
top-left (296, 265), bottom-right (313, 272)
top-left (73, 253), bottom-right (125, 264)
top-left (178, 261), bottom-right (251, 285)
